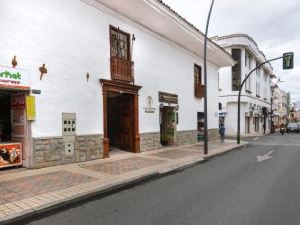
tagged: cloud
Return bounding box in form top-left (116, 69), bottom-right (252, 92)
top-left (163, 0), bottom-right (300, 100)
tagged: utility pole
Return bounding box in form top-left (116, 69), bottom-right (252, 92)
top-left (203, 0), bottom-right (215, 155)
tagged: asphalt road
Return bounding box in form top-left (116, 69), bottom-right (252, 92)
top-left (21, 133), bottom-right (300, 225)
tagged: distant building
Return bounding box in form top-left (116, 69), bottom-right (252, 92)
top-left (272, 84), bottom-right (288, 128)
top-left (288, 101), bottom-right (299, 122)
top-left (213, 34), bottom-right (274, 136)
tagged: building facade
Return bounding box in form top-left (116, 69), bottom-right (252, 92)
top-left (272, 84), bottom-right (288, 128)
top-left (0, 0), bottom-right (234, 169)
top-left (288, 101), bottom-right (299, 123)
top-left (213, 34), bottom-right (273, 136)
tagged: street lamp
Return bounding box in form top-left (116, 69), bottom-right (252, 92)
top-left (203, 0), bottom-right (215, 155)
top-left (237, 53), bottom-right (294, 144)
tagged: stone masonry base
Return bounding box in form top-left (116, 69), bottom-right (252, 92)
top-left (208, 129), bottom-right (219, 141)
top-left (177, 130), bottom-right (198, 145)
top-left (32, 129), bottom-right (218, 168)
top-left (140, 130), bottom-right (198, 152)
top-left (33, 134), bottom-right (103, 169)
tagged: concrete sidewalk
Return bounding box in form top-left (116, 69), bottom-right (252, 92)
top-left (0, 140), bottom-right (248, 224)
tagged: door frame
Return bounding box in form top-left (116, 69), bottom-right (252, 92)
top-left (160, 105), bottom-right (177, 146)
top-left (100, 79), bottom-right (141, 158)
top-left (0, 90), bottom-right (32, 168)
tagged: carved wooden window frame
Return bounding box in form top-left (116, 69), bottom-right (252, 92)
top-left (109, 25), bottom-right (131, 60)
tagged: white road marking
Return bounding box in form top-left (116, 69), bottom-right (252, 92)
top-left (253, 137), bottom-right (260, 141)
top-left (256, 150), bottom-right (274, 163)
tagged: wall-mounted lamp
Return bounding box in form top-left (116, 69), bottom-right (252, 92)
top-left (175, 105), bottom-right (179, 111)
top-left (12, 56), bottom-right (17, 68)
top-left (159, 103), bottom-right (164, 109)
top-left (39, 64), bottom-right (47, 80)
top-left (86, 73), bottom-right (90, 82)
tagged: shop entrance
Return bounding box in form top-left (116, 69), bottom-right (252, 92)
top-left (0, 94), bottom-right (12, 142)
top-left (254, 117), bottom-right (259, 132)
top-left (160, 106), bottom-right (177, 146)
top-left (245, 117), bottom-right (250, 134)
top-left (107, 93), bottom-right (134, 151)
top-left (100, 79), bottom-right (142, 158)
top-left (0, 91), bottom-right (27, 168)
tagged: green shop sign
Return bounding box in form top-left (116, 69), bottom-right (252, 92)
top-left (0, 66), bottom-right (31, 89)
top-left (0, 70), bottom-right (22, 80)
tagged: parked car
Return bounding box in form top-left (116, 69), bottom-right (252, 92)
top-left (286, 123), bottom-right (300, 133)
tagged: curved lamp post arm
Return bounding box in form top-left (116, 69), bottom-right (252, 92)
top-left (237, 56), bottom-right (284, 144)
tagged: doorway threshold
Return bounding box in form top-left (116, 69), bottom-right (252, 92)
top-left (109, 148), bottom-right (135, 158)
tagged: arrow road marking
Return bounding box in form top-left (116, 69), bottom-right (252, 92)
top-left (256, 150), bottom-right (274, 163)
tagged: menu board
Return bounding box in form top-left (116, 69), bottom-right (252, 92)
top-left (0, 143), bottom-right (22, 168)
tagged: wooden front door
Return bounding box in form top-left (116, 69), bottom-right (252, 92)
top-left (119, 94), bottom-right (134, 151)
top-left (101, 79), bottom-right (141, 158)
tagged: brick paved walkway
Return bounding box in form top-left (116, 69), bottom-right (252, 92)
top-left (0, 140), bottom-right (247, 223)
top-left (149, 149), bottom-right (200, 159)
top-left (0, 171), bottom-right (96, 204)
top-left (82, 157), bottom-right (165, 175)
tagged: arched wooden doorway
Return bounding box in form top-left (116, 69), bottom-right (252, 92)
top-left (100, 79), bottom-right (141, 158)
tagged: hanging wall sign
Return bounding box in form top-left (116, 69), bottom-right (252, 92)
top-left (0, 66), bottom-right (31, 90)
top-left (159, 91), bottom-right (178, 104)
top-left (26, 95), bottom-right (36, 121)
top-left (143, 96), bottom-right (156, 113)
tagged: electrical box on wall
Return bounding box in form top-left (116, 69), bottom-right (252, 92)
top-left (62, 113), bottom-right (76, 157)
top-left (62, 113), bottom-right (76, 142)
top-left (65, 142), bottom-right (75, 156)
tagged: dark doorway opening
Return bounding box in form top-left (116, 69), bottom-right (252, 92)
top-left (107, 93), bottom-right (134, 152)
top-left (160, 106), bottom-right (176, 146)
top-left (0, 93), bottom-right (12, 142)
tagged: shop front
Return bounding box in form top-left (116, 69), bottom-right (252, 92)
top-left (0, 66), bottom-right (32, 169)
top-left (159, 92), bottom-right (179, 146)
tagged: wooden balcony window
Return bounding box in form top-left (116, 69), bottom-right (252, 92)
top-left (111, 56), bottom-right (134, 83)
top-left (110, 25), bottom-right (134, 83)
top-left (195, 84), bottom-right (205, 98)
top-left (194, 64), bottom-right (205, 98)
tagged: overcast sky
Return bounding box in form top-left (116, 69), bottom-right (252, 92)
top-left (163, 0), bottom-right (300, 102)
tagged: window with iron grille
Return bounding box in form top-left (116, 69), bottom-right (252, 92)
top-left (110, 26), bottom-right (130, 60)
top-left (194, 64), bottom-right (204, 98)
top-left (232, 49), bottom-right (241, 91)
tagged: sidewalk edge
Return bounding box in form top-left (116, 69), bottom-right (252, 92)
top-left (1, 143), bottom-right (248, 225)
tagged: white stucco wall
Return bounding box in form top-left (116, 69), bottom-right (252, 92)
top-left (0, 0), bottom-right (221, 138)
top-left (217, 40), bottom-right (272, 136)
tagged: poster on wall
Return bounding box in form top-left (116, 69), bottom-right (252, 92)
top-left (197, 112), bottom-right (205, 141)
top-left (0, 66), bottom-right (31, 90)
top-left (0, 143), bottom-right (22, 169)
top-left (11, 95), bottom-right (26, 109)
top-left (26, 95), bottom-right (36, 120)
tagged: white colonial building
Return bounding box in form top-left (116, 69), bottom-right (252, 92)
top-left (272, 84), bottom-right (288, 129)
top-left (213, 34), bottom-right (273, 136)
top-left (0, 0), bottom-right (234, 168)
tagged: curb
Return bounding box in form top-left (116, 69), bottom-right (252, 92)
top-left (203, 142), bottom-right (249, 161)
top-left (2, 173), bottom-right (160, 225)
top-left (1, 143), bottom-right (249, 225)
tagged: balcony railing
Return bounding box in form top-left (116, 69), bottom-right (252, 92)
top-left (195, 84), bottom-right (205, 98)
top-left (111, 56), bottom-right (134, 83)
